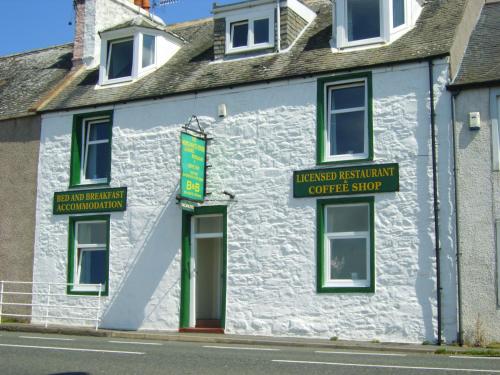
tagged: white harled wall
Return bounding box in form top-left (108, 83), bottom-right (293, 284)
top-left (33, 59), bottom-right (457, 343)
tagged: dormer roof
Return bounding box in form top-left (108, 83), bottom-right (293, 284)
top-left (40, 0), bottom-right (471, 113)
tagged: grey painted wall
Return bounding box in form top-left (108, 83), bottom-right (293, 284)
top-left (453, 87), bottom-right (500, 343)
top-left (0, 115), bottom-right (40, 320)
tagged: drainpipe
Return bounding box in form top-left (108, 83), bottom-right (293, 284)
top-left (428, 58), bottom-right (442, 346)
top-left (450, 89), bottom-right (464, 346)
top-left (276, 0), bottom-right (281, 52)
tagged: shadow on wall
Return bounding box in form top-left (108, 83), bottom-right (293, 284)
top-left (99, 189), bottom-right (181, 330)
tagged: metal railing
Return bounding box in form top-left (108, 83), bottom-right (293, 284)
top-left (0, 281), bottom-right (103, 330)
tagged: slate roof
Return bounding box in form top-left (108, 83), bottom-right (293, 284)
top-left (0, 44), bottom-right (73, 120)
top-left (451, 2), bottom-right (500, 88)
top-left (41, 0), bottom-right (468, 112)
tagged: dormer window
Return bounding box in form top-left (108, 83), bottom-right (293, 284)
top-left (335, 0), bottom-right (417, 49)
top-left (98, 17), bottom-right (182, 86)
top-left (226, 11), bottom-right (274, 54)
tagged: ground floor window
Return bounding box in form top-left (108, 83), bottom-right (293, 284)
top-left (317, 197), bottom-right (374, 293)
top-left (67, 215), bottom-right (110, 295)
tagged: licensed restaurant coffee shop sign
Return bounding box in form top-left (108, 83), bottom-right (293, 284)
top-left (53, 187), bottom-right (127, 215)
top-left (293, 163), bottom-right (399, 198)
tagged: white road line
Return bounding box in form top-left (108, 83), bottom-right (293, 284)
top-left (108, 340), bottom-right (162, 346)
top-left (204, 345), bottom-right (280, 352)
top-left (451, 355), bottom-right (500, 360)
top-left (0, 343), bottom-right (144, 355)
top-left (315, 350), bottom-right (406, 357)
top-left (19, 336), bottom-right (75, 342)
top-left (272, 359), bottom-right (500, 373)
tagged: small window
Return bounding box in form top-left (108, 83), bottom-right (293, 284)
top-left (107, 38), bottom-right (133, 80)
top-left (227, 13), bottom-right (273, 53)
top-left (392, 0), bottom-right (405, 28)
top-left (317, 198), bottom-right (374, 293)
top-left (142, 34), bottom-right (155, 68)
top-left (347, 0), bottom-right (381, 42)
top-left (70, 111), bottom-right (113, 187)
top-left (317, 73), bottom-right (372, 164)
top-left (68, 216), bottom-right (109, 295)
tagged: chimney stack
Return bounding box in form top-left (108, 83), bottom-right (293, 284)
top-left (134, 0), bottom-right (150, 11)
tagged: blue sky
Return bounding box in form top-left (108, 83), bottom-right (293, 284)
top-left (0, 0), bottom-right (234, 56)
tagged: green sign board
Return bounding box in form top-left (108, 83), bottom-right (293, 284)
top-left (293, 163), bottom-right (399, 198)
top-left (53, 187), bottom-right (127, 215)
top-left (180, 132), bottom-right (207, 202)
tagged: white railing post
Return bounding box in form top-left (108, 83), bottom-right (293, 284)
top-left (96, 284), bottom-right (102, 331)
top-left (0, 281), bottom-right (4, 323)
top-left (45, 283), bottom-right (51, 328)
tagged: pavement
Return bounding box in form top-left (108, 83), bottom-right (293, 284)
top-left (0, 323), bottom-right (491, 355)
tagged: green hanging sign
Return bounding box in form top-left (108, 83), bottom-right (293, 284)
top-left (180, 132), bottom-right (207, 202)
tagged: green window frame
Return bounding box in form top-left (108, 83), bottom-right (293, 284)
top-left (317, 72), bottom-right (373, 165)
top-left (317, 196), bottom-right (375, 293)
top-left (70, 111), bottom-right (113, 187)
top-left (67, 215), bottom-right (110, 296)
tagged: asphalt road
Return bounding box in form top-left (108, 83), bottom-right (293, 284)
top-left (0, 331), bottom-right (499, 375)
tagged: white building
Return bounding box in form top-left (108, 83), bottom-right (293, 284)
top-left (32, 0), bottom-right (483, 343)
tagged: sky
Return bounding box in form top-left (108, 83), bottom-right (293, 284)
top-left (0, 0), bottom-right (235, 56)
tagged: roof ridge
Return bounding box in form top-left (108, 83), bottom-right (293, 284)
top-left (0, 43), bottom-right (73, 60)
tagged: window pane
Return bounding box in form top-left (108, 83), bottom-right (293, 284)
top-left (330, 111), bottom-right (365, 155)
top-left (330, 238), bottom-right (367, 280)
top-left (393, 0), bottom-right (405, 28)
top-left (108, 39), bottom-right (133, 79)
top-left (78, 222), bottom-right (107, 244)
top-left (85, 143), bottom-right (110, 180)
top-left (231, 22), bottom-right (248, 47)
top-left (79, 249), bottom-right (106, 285)
top-left (195, 216), bottom-right (223, 234)
top-left (331, 85), bottom-right (365, 110)
top-left (254, 19), bottom-right (269, 44)
top-left (142, 34), bottom-right (155, 68)
top-left (347, 0), bottom-right (380, 41)
top-left (88, 121), bottom-right (109, 142)
top-left (326, 205), bottom-right (369, 233)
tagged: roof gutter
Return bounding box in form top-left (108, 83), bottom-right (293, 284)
top-left (447, 79), bottom-right (500, 91)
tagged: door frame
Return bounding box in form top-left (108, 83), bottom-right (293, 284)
top-left (180, 205), bottom-right (227, 329)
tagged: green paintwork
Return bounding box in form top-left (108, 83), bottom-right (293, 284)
top-left (180, 132), bottom-right (207, 202)
top-left (294, 163), bottom-right (399, 198)
top-left (67, 215), bottom-right (110, 296)
top-left (69, 110), bottom-right (113, 188)
top-left (53, 187), bottom-right (127, 215)
top-left (316, 72), bottom-right (373, 165)
top-left (180, 205), bottom-right (227, 329)
top-left (316, 196), bottom-right (375, 294)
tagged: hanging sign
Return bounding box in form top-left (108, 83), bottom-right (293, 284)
top-left (53, 187), bottom-right (127, 215)
top-left (180, 132), bottom-right (207, 202)
top-left (293, 163), bottom-right (399, 198)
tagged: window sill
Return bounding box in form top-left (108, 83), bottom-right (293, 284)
top-left (69, 182), bottom-right (110, 190)
top-left (67, 288), bottom-right (108, 297)
top-left (317, 285), bottom-right (374, 294)
top-left (226, 43), bottom-right (275, 55)
top-left (318, 155), bottom-right (373, 166)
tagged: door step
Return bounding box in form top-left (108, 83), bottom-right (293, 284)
top-left (179, 327), bottom-right (224, 334)
top-left (196, 319), bottom-right (221, 328)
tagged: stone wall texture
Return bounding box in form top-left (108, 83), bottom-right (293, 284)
top-left (34, 60), bottom-right (457, 343)
top-left (454, 87), bottom-right (500, 344)
top-left (280, 6), bottom-right (308, 50)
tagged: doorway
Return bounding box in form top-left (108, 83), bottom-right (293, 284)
top-left (180, 206), bottom-right (227, 332)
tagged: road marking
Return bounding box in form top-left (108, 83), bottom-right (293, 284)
top-left (19, 336), bottom-right (75, 342)
top-left (109, 340), bottom-right (162, 346)
top-left (0, 343), bottom-right (144, 355)
top-left (316, 350), bottom-right (406, 357)
top-left (451, 356), bottom-right (500, 360)
top-left (272, 359), bottom-right (500, 373)
top-left (204, 345), bottom-right (280, 352)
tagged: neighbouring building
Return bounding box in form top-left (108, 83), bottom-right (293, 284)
top-left (0, 44), bottom-right (73, 319)
top-left (28, 0), bottom-right (485, 343)
top-left (448, 0), bottom-right (500, 345)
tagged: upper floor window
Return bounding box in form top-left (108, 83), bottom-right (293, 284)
top-left (335, 0), bottom-right (415, 49)
top-left (70, 111), bottom-right (113, 187)
top-left (317, 73), bottom-right (373, 165)
top-left (107, 38), bottom-right (134, 80)
top-left (225, 10), bottom-right (274, 54)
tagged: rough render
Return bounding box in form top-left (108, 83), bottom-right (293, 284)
top-left (33, 60), bottom-right (457, 343)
